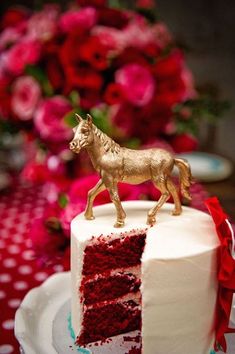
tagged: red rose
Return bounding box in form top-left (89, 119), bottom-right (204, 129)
top-left (46, 56), bottom-right (64, 91)
top-left (1, 7), bottom-right (28, 29)
top-left (79, 89), bottom-right (101, 109)
top-left (104, 83), bottom-right (125, 105)
top-left (65, 66), bottom-right (103, 92)
top-left (59, 30), bottom-right (88, 69)
top-left (79, 36), bottom-right (109, 70)
top-left (114, 47), bottom-right (149, 68)
top-left (97, 7), bottom-right (129, 29)
top-left (152, 49), bottom-right (184, 79)
top-left (0, 84), bottom-right (12, 119)
top-left (171, 133), bottom-right (198, 153)
top-left (77, 0), bottom-right (106, 7)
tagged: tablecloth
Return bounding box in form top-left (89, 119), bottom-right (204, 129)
top-left (0, 182), bottom-right (231, 354)
top-left (0, 184), bottom-right (65, 354)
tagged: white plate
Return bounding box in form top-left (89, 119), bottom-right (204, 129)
top-left (176, 152), bottom-right (233, 182)
top-left (15, 272), bottom-right (235, 354)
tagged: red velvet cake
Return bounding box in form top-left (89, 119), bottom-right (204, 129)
top-left (75, 229), bottom-right (146, 345)
top-left (71, 201), bottom-right (220, 354)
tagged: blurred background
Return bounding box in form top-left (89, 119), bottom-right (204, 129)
top-left (0, 0), bottom-right (234, 253)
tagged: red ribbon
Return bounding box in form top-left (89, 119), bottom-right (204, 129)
top-left (205, 197), bottom-right (235, 352)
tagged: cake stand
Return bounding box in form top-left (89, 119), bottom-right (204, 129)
top-left (15, 272), bottom-right (235, 354)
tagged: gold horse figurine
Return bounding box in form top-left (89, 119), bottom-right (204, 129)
top-left (69, 114), bottom-right (192, 227)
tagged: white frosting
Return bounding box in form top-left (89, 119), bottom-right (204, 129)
top-left (71, 201), bottom-right (220, 353)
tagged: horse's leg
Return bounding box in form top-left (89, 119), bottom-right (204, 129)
top-left (107, 183), bottom-right (126, 228)
top-left (84, 179), bottom-right (105, 220)
top-left (147, 176), bottom-right (170, 225)
top-left (166, 178), bottom-right (182, 216)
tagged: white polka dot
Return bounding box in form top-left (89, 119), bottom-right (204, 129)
top-left (3, 258), bottom-right (17, 268)
top-left (53, 264), bottom-right (64, 272)
top-left (8, 298), bottom-right (21, 308)
top-left (8, 245), bottom-right (20, 254)
top-left (2, 319), bottom-right (14, 330)
top-left (18, 265), bottom-right (32, 275)
top-left (0, 290), bottom-right (6, 299)
top-left (34, 272), bottom-right (48, 281)
top-left (0, 344), bottom-right (14, 353)
top-left (14, 281), bottom-right (28, 290)
top-left (1, 230), bottom-right (9, 239)
top-left (3, 217), bottom-right (14, 226)
top-left (0, 240), bottom-right (6, 249)
top-left (25, 239), bottom-right (32, 248)
top-left (17, 224), bottom-right (27, 233)
top-left (0, 274), bottom-right (12, 283)
top-left (22, 250), bottom-right (35, 260)
top-left (13, 235), bottom-right (23, 243)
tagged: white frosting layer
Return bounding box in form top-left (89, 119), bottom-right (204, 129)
top-left (71, 201), bottom-right (219, 353)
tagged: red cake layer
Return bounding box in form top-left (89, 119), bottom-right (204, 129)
top-left (82, 233), bottom-right (146, 276)
top-left (81, 272), bottom-right (140, 305)
top-left (77, 300), bottom-right (141, 345)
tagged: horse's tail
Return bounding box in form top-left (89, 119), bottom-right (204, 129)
top-left (174, 158), bottom-right (193, 200)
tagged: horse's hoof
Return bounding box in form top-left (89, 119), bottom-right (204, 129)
top-left (171, 209), bottom-right (182, 216)
top-left (84, 214), bottom-right (95, 220)
top-left (114, 221), bottom-right (125, 228)
top-left (147, 216), bottom-right (156, 226)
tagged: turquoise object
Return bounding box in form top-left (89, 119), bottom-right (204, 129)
top-left (67, 312), bottom-right (91, 354)
top-left (210, 350), bottom-right (216, 354)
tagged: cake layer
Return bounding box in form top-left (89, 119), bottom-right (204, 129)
top-left (81, 272), bottom-right (141, 305)
top-left (82, 232), bottom-right (146, 276)
top-left (77, 300), bottom-right (141, 345)
top-left (84, 291), bottom-right (141, 311)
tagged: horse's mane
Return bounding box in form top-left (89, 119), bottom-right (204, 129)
top-left (93, 125), bottom-right (120, 154)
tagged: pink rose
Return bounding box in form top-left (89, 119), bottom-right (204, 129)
top-left (60, 202), bottom-right (85, 237)
top-left (5, 38), bottom-right (41, 75)
top-left (115, 63), bottom-right (155, 106)
top-left (59, 7), bottom-right (97, 33)
top-left (29, 204), bottom-right (67, 263)
top-left (12, 76), bottom-right (41, 120)
top-left (60, 174), bottom-right (146, 235)
top-left (27, 5), bottom-right (59, 41)
top-left (180, 68), bottom-right (197, 100)
top-left (35, 96), bottom-right (73, 142)
top-left (68, 174), bottom-right (145, 205)
top-left (0, 27), bottom-right (23, 51)
top-left (152, 23), bottom-right (172, 49)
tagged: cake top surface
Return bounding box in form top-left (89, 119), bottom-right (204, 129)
top-left (71, 201), bottom-right (219, 259)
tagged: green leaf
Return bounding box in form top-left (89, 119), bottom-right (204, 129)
top-left (25, 64), bottom-right (54, 96)
top-left (58, 193), bottom-right (68, 209)
top-left (125, 137), bottom-right (141, 149)
top-left (69, 91), bottom-right (80, 107)
top-left (90, 106), bottom-right (111, 134)
top-left (64, 108), bottom-right (84, 128)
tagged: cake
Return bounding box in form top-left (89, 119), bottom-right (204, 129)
top-left (71, 201), bottom-right (220, 354)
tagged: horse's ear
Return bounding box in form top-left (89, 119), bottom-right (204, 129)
top-left (75, 113), bottom-right (83, 123)
top-left (87, 114), bottom-right (93, 127)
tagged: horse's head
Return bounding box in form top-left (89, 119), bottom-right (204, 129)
top-left (69, 114), bottom-right (94, 153)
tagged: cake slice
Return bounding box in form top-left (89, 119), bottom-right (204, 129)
top-left (71, 201), bottom-right (219, 354)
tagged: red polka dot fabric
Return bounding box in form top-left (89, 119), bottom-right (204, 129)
top-left (0, 184), bottom-right (64, 354)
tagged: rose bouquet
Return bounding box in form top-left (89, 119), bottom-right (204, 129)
top-left (0, 0), bottom-right (227, 263)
